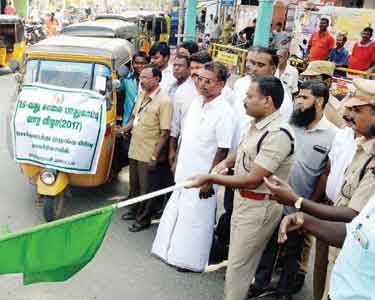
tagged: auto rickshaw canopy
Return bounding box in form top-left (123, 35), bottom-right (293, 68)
top-left (24, 36), bottom-right (134, 70)
top-left (0, 15), bottom-right (23, 24)
top-left (60, 21), bottom-right (138, 41)
top-left (95, 14), bottom-right (134, 23)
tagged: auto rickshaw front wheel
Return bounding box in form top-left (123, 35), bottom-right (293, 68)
top-left (43, 193), bottom-right (65, 222)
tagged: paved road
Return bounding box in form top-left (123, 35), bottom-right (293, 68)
top-left (0, 68), bottom-right (313, 300)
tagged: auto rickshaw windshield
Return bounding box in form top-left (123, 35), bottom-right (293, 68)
top-left (24, 59), bottom-right (111, 91)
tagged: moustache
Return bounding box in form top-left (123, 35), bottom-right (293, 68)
top-left (343, 115), bottom-right (356, 126)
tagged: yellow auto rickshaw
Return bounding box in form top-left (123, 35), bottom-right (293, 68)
top-left (60, 20), bottom-right (138, 44)
top-left (138, 12), bottom-right (170, 53)
top-left (95, 11), bottom-right (170, 53)
top-left (13, 36), bottom-right (134, 221)
top-left (0, 15), bottom-right (26, 69)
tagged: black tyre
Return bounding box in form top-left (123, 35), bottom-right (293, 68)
top-left (42, 193), bottom-right (65, 222)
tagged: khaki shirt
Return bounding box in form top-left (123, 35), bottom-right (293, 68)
top-left (234, 110), bottom-right (295, 195)
top-left (324, 95), bottom-right (345, 129)
top-left (128, 88), bottom-right (172, 163)
top-left (328, 137), bottom-right (375, 263)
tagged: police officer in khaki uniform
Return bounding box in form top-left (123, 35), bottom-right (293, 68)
top-left (188, 76), bottom-right (295, 300)
top-left (262, 77), bottom-right (375, 300)
top-left (301, 60), bottom-right (346, 128)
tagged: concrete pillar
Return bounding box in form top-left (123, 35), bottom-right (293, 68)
top-left (183, 0), bottom-right (197, 41)
top-left (253, 0), bottom-right (274, 47)
top-left (177, 0), bottom-right (185, 45)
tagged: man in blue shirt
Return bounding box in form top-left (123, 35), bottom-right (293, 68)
top-left (118, 52), bottom-right (149, 125)
top-left (112, 52), bottom-right (149, 175)
top-left (329, 33), bottom-right (349, 78)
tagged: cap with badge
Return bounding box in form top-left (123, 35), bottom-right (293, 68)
top-left (344, 78), bottom-right (375, 108)
top-left (301, 60), bottom-right (336, 77)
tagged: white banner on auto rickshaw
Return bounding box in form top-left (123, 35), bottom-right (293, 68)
top-left (12, 83), bottom-right (107, 174)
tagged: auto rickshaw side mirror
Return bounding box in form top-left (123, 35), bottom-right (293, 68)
top-left (117, 65), bottom-right (130, 78)
top-left (9, 60), bottom-right (20, 73)
top-left (112, 79), bottom-right (121, 90)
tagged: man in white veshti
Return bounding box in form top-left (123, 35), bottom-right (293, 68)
top-left (152, 62), bottom-right (235, 272)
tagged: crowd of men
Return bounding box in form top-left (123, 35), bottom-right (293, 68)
top-left (297, 17), bottom-right (375, 78)
top-left (113, 35), bottom-right (375, 300)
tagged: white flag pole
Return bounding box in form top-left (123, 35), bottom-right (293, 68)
top-left (115, 181), bottom-right (193, 209)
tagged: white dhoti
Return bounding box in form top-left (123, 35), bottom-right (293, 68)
top-left (151, 188), bottom-right (216, 271)
top-left (151, 94), bottom-right (235, 272)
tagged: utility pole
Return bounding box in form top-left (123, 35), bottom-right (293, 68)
top-left (183, 0), bottom-right (197, 41)
top-left (253, 0), bottom-right (274, 47)
top-left (177, 0), bottom-right (185, 45)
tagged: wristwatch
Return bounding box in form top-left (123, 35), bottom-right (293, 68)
top-left (294, 197), bottom-right (304, 210)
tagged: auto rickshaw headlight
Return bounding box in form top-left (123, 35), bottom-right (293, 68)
top-left (40, 170), bottom-right (57, 185)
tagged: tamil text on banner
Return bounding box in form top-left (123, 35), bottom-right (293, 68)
top-left (217, 50), bottom-right (239, 66)
top-left (12, 83), bottom-right (106, 174)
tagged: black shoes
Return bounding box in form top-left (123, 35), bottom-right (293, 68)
top-left (176, 267), bottom-right (200, 273)
top-left (128, 221), bottom-right (150, 232)
top-left (248, 284), bottom-right (265, 299)
top-left (276, 295), bottom-right (292, 300)
top-left (121, 211), bottom-right (136, 221)
top-left (291, 272), bottom-right (305, 294)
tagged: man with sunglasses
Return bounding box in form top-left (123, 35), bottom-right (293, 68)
top-left (152, 62), bottom-right (235, 273)
top-left (261, 78), bottom-right (375, 300)
top-left (187, 75), bottom-right (295, 300)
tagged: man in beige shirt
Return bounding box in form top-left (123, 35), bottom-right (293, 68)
top-left (262, 77), bottom-right (375, 300)
top-left (188, 75), bottom-right (295, 300)
top-left (121, 64), bottom-right (173, 232)
top-left (301, 60), bottom-right (346, 129)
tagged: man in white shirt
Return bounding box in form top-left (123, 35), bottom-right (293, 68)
top-left (169, 51), bottom-right (212, 172)
top-left (204, 14), bottom-right (214, 36)
top-left (275, 48), bottom-right (299, 97)
top-left (149, 42), bottom-right (176, 94)
top-left (168, 54), bottom-right (197, 171)
top-left (152, 62), bottom-right (235, 272)
top-left (233, 47), bottom-right (293, 136)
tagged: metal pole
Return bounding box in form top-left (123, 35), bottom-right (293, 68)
top-left (253, 0), bottom-right (274, 47)
top-left (183, 0), bottom-right (197, 41)
top-left (177, 0), bottom-right (185, 45)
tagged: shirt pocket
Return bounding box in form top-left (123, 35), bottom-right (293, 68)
top-left (196, 117), bottom-right (216, 144)
top-left (305, 145), bottom-right (329, 171)
top-left (140, 107), bottom-right (158, 129)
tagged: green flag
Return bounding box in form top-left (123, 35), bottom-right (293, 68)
top-left (0, 205), bottom-right (116, 285)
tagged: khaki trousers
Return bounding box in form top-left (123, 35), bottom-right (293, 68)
top-left (224, 193), bottom-right (283, 300)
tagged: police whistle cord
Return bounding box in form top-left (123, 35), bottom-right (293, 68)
top-left (114, 181), bottom-right (193, 209)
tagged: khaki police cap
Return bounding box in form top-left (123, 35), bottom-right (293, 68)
top-left (344, 78), bottom-right (375, 108)
top-left (301, 60), bottom-right (335, 77)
